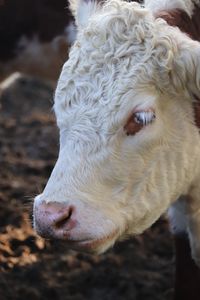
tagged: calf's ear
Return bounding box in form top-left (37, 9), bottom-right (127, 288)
top-left (173, 38), bottom-right (200, 128)
top-left (69, 0), bottom-right (103, 28)
top-left (172, 38), bottom-right (200, 99)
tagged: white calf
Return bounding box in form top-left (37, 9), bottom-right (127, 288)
top-left (34, 0), bottom-right (200, 270)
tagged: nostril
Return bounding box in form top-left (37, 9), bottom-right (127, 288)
top-left (34, 202), bottom-right (77, 238)
top-left (53, 206), bottom-right (74, 230)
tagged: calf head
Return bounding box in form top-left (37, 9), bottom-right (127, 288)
top-left (34, 0), bottom-right (200, 254)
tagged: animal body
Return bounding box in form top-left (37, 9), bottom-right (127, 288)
top-left (33, 0), bottom-right (200, 298)
top-left (0, 0), bottom-right (75, 80)
top-left (0, 0), bottom-right (72, 61)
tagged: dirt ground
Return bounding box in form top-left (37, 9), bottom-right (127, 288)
top-left (0, 74), bottom-right (175, 300)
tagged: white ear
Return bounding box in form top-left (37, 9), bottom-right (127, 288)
top-left (69, 0), bottom-right (101, 28)
top-left (172, 37), bottom-right (200, 98)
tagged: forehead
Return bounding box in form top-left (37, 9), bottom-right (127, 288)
top-left (54, 2), bottom-right (162, 128)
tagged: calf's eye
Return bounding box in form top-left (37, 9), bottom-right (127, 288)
top-left (124, 109), bottom-right (156, 136)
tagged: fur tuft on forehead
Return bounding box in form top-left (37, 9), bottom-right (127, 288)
top-left (54, 2), bottom-right (150, 125)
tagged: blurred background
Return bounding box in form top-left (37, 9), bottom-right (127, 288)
top-left (0, 1), bottom-right (174, 299)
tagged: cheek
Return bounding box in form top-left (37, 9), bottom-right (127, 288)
top-left (59, 131), bottom-right (67, 149)
top-left (118, 144), bottom-right (146, 178)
